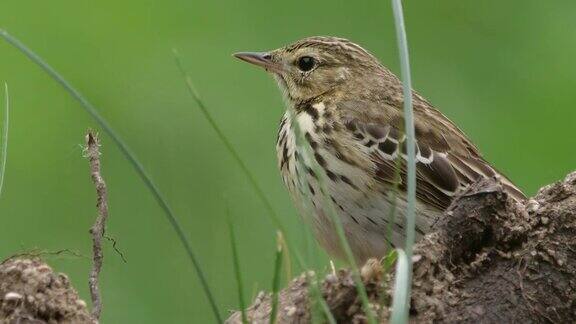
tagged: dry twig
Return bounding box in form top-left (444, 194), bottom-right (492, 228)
top-left (85, 131), bottom-right (109, 321)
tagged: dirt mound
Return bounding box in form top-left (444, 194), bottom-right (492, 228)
top-left (227, 171), bottom-right (576, 323)
top-left (0, 258), bottom-right (93, 324)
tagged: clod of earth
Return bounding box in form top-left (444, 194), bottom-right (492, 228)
top-left (0, 258), bottom-right (93, 324)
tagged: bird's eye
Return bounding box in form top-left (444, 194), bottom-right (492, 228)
top-left (297, 56), bottom-right (315, 71)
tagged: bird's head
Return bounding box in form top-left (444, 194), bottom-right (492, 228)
top-left (234, 36), bottom-right (384, 104)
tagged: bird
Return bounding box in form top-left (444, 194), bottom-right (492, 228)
top-left (234, 36), bottom-right (525, 264)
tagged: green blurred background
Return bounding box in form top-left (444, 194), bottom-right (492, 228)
top-left (1, 0), bottom-right (575, 322)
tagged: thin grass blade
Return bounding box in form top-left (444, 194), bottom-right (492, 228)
top-left (390, 0), bottom-right (417, 322)
top-left (382, 249), bottom-right (398, 273)
top-left (0, 82), bottom-right (8, 198)
top-left (269, 231), bottom-right (284, 324)
top-left (228, 217), bottom-right (249, 324)
top-left (276, 229), bottom-right (293, 285)
top-left (172, 49), bottom-right (285, 233)
top-left (292, 247), bottom-right (335, 323)
top-left (378, 249), bottom-right (398, 307)
top-left (0, 29), bottom-right (221, 322)
top-left (305, 271), bottom-right (336, 324)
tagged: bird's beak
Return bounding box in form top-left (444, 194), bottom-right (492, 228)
top-left (233, 52), bottom-right (282, 74)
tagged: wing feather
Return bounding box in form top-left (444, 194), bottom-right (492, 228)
top-left (344, 116), bottom-right (525, 210)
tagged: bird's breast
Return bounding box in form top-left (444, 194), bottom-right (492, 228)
top-left (274, 103), bottom-right (438, 262)
top-left (275, 102), bottom-right (385, 226)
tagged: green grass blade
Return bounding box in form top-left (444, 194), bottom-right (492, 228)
top-left (385, 151), bottom-right (403, 249)
top-left (0, 29), bottom-right (222, 323)
top-left (318, 295), bottom-right (336, 324)
top-left (276, 230), bottom-right (292, 285)
top-left (172, 49), bottom-right (285, 233)
top-left (307, 272), bottom-right (336, 324)
top-left (228, 218), bottom-right (249, 324)
top-left (390, 0), bottom-right (416, 323)
top-left (382, 249), bottom-right (398, 273)
top-left (390, 249), bottom-right (409, 323)
top-left (0, 82), bottom-right (8, 198)
top-left (281, 228), bottom-right (333, 323)
top-left (269, 232), bottom-right (284, 324)
top-left (378, 249), bottom-right (398, 307)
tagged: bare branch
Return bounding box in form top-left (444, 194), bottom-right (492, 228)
top-left (85, 131), bottom-right (109, 321)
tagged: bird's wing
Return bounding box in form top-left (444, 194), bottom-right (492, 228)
top-left (340, 101), bottom-right (525, 209)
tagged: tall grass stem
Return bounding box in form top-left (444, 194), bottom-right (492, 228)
top-left (390, 0), bottom-right (417, 322)
top-left (0, 83), bottom-right (8, 198)
top-left (228, 217), bottom-right (249, 324)
top-left (270, 232), bottom-right (284, 324)
top-left (390, 249), bottom-right (409, 323)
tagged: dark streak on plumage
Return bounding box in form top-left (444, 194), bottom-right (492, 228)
top-left (280, 142), bottom-right (289, 169)
top-left (314, 152), bottom-right (326, 167)
top-left (308, 183), bottom-right (315, 195)
top-left (340, 175), bottom-right (358, 189)
top-left (325, 169), bottom-right (338, 181)
top-left (300, 103), bottom-right (319, 121)
top-left (367, 217), bottom-right (378, 226)
top-left (305, 132), bottom-right (318, 149)
top-left (330, 196), bottom-right (347, 213)
top-left (306, 166), bottom-right (317, 179)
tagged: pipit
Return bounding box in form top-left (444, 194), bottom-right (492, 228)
top-left (234, 36), bottom-right (525, 263)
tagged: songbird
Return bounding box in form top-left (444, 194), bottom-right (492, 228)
top-left (234, 36), bottom-right (525, 264)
